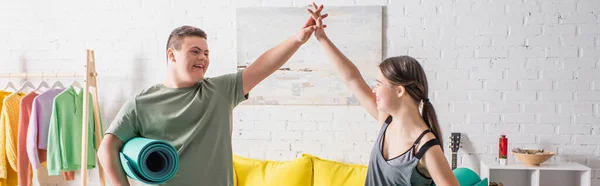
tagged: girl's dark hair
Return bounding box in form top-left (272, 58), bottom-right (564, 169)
top-left (379, 56), bottom-right (443, 151)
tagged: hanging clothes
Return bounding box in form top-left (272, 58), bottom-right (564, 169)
top-left (0, 90), bottom-right (19, 186)
top-left (26, 88), bottom-right (64, 170)
top-left (3, 92), bottom-right (26, 172)
top-left (46, 86), bottom-right (101, 176)
top-left (17, 91), bottom-right (38, 186)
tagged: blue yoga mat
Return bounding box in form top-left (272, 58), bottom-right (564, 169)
top-left (119, 137), bottom-right (179, 184)
top-left (433, 168), bottom-right (488, 186)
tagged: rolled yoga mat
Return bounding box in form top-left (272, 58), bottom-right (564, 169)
top-left (119, 137), bottom-right (179, 184)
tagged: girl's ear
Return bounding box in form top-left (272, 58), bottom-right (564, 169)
top-left (397, 85), bottom-right (406, 98)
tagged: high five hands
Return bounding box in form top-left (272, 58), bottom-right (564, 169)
top-left (295, 2), bottom-right (329, 43)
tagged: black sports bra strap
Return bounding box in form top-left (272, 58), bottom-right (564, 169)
top-left (415, 139), bottom-right (440, 159)
top-left (413, 129), bottom-right (432, 145)
top-left (411, 129), bottom-right (432, 156)
top-left (384, 116), bottom-right (393, 125)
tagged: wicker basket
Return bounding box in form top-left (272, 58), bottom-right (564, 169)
top-left (512, 150), bottom-right (555, 166)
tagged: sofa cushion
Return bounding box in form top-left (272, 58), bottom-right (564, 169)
top-left (233, 166), bottom-right (237, 186)
top-left (302, 154), bottom-right (368, 186)
top-left (233, 154), bottom-right (313, 186)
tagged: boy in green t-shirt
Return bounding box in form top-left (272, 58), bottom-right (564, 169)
top-left (97, 5), bottom-right (328, 186)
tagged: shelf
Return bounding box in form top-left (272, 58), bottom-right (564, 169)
top-left (482, 162), bottom-right (591, 171)
top-left (480, 161), bottom-right (591, 186)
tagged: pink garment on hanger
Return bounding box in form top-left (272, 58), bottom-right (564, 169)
top-left (18, 91), bottom-right (38, 186)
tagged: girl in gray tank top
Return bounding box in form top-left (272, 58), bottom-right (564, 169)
top-left (306, 7), bottom-right (459, 185)
top-left (364, 116), bottom-right (439, 186)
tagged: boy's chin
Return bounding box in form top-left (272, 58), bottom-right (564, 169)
top-left (191, 75), bottom-right (204, 82)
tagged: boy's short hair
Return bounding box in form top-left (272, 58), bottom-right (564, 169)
top-left (166, 25), bottom-right (207, 51)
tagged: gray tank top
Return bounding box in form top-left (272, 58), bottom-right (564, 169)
top-left (364, 116), bottom-right (440, 186)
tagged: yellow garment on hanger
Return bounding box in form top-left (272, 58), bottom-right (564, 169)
top-left (0, 90), bottom-right (18, 186)
top-left (3, 92), bottom-right (26, 171)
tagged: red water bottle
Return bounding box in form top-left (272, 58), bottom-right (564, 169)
top-left (499, 135), bottom-right (508, 159)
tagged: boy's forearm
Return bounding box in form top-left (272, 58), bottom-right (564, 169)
top-left (98, 144), bottom-right (130, 186)
top-left (99, 152), bottom-right (129, 186)
top-left (246, 36), bottom-right (303, 77)
top-left (242, 35), bottom-right (305, 93)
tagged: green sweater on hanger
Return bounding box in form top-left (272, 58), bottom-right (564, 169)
top-left (46, 86), bottom-right (102, 175)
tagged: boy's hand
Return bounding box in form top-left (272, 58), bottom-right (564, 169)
top-left (302, 3), bottom-right (328, 29)
top-left (295, 23), bottom-right (316, 43)
top-left (295, 2), bottom-right (328, 43)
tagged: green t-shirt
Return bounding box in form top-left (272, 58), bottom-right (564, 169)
top-left (105, 70), bottom-right (248, 186)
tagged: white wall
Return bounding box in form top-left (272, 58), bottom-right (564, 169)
top-left (0, 0), bottom-right (599, 185)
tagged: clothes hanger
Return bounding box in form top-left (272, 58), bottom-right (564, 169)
top-left (50, 73), bottom-right (65, 89)
top-left (35, 81), bottom-right (50, 93)
top-left (71, 80), bottom-right (82, 89)
top-left (3, 82), bottom-right (17, 91)
top-left (16, 80), bottom-right (35, 93)
top-left (34, 73), bottom-right (50, 93)
top-left (69, 73), bottom-right (83, 89)
top-left (51, 81), bottom-right (65, 89)
top-left (3, 73), bottom-right (17, 91)
top-left (70, 80), bottom-right (84, 95)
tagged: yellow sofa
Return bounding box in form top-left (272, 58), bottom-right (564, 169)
top-left (233, 153), bottom-right (369, 186)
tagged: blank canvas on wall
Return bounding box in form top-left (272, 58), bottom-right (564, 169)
top-left (236, 6), bottom-right (382, 105)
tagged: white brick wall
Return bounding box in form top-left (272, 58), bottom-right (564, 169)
top-left (0, 0), bottom-right (599, 185)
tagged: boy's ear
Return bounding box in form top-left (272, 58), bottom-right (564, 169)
top-left (167, 48), bottom-right (176, 63)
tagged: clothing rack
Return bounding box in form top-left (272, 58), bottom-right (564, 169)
top-left (0, 50), bottom-right (105, 186)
